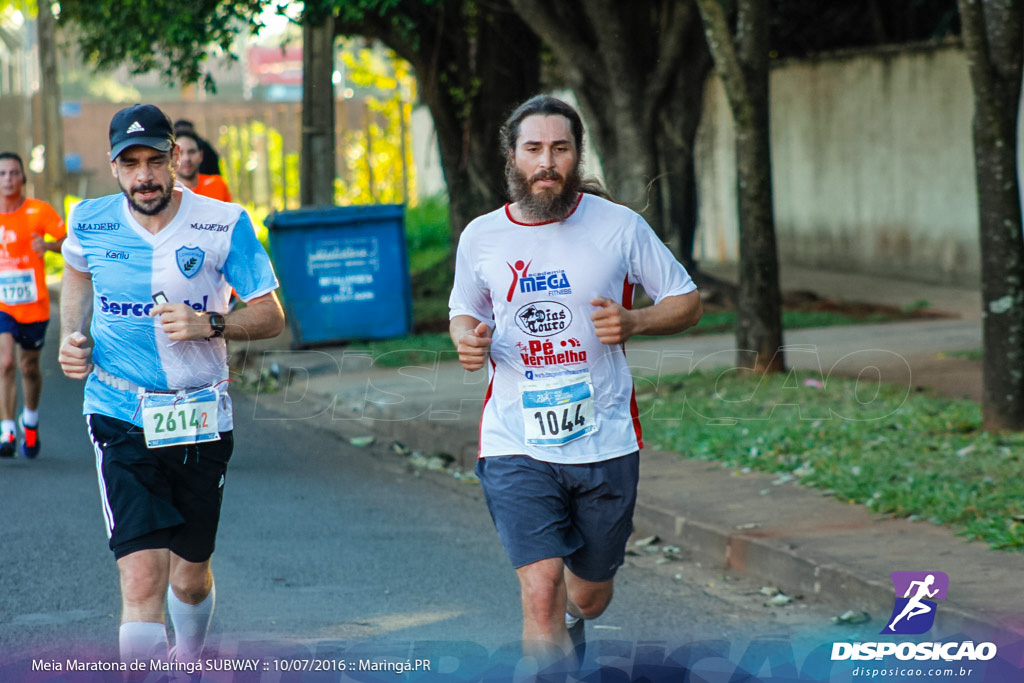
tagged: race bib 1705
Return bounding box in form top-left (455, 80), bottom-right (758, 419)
top-left (0, 270), bottom-right (38, 305)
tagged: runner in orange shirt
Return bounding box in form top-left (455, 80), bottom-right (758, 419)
top-left (174, 130), bottom-right (233, 202)
top-left (0, 152), bottom-right (66, 457)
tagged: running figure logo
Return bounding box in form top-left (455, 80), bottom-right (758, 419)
top-left (506, 260), bottom-right (532, 302)
top-left (881, 571), bottom-right (949, 635)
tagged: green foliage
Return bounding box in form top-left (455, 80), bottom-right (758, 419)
top-left (2, 2), bottom-right (35, 21)
top-left (686, 308), bottom-right (908, 336)
top-left (239, 203), bottom-right (272, 253)
top-left (330, 0), bottom-right (440, 51)
top-left (335, 41), bottom-right (417, 206)
top-left (44, 250), bottom-right (64, 278)
top-left (57, 0), bottom-right (269, 88)
top-left (638, 370), bottom-right (1024, 551)
top-left (346, 333), bottom-right (457, 368)
top-left (57, 0), bottom-right (449, 91)
top-left (216, 119), bottom-right (301, 211)
top-left (405, 193), bottom-right (450, 273)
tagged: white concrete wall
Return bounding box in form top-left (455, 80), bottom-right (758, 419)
top-left (410, 104), bottom-right (447, 199)
top-left (696, 44), bottom-right (983, 285)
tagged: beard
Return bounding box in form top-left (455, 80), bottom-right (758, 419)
top-left (506, 161), bottom-right (583, 222)
top-left (120, 178), bottom-right (174, 216)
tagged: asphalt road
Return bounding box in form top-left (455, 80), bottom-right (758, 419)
top-left (0, 324), bottom-right (875, 678)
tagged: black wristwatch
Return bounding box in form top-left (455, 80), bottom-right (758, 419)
top-left (206, 312), bottom-right (226, 339)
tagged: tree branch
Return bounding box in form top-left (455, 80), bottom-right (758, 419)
top-left (586, 0), bottom-right (637, 92)
top-left (507, 0), bottom-right (606, 87)
top-left (694, 0), bottom-right (751, 128)
top-left (957, 0), bottom-right (995, 117)
top-left (644, 2), bottom-right (700, 113)
top-left (984, 0), bottom-right (1023, 86)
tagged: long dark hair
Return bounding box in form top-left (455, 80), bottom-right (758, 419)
top-left (500, 95), bottom-right (586, 158)
top-left (500, 95), bottom-right (610, 200)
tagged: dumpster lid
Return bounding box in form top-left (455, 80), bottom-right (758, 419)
top-left (266, 204), bottom-right (405, 231)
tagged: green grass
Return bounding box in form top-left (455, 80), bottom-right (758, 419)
top-left (636, 370), bottom-right (1024, 551)
top-left (346, 333), bottom-right (457, 367)
top-left (946, 348), bottom-right (983, 362)
top-left (693, 309), bottom-right (904, 335)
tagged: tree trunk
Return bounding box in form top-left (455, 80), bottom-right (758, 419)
top-left (733, 0), bottom-right (783, 373)
top-left (300, 12), bottom-right (337, 207)
top-left (37, 2), bottom-right (66, 216)
top-left (958, 0), bottom-right (1024, 431)
top-left (657, 34), bottom-right (715, 271)
top-left (734, 87), bottom-right (783, 373)
top-left (696, 0), bottom-right (784, 373)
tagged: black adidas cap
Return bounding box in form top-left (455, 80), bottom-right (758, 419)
top-left (109, 104), bottom-right (175, 161)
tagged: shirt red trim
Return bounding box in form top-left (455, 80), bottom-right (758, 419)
top-left (477, 358), bottom-right (496, 458)
top-left (629, 386), bottom-right (644, 449)
top-left (621, 277), bottom-right (635, 311)
top-left (622, 274), bottom-right (642, 445)
top-left (504, 193), bottom-right (584, 226)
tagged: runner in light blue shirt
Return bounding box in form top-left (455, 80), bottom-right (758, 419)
top-left (58, 104), bottom-right (285, 666)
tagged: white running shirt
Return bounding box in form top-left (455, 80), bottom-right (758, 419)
top-left (63, 187), bottom-right (279, 430)
top-left (449, 193), bottom-right (696, 464)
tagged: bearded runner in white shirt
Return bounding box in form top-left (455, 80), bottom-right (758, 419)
top-left (58, 104), bottom-right (285, 667)
top-left (449, 95), bottom-right (702, 667)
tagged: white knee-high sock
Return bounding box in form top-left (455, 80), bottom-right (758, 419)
top-left (119, 621), bottom-right (169, 664)
top-left (166, 582), bottom-right (215, 662)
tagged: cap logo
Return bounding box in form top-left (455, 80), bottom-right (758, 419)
top-left (126, 121), bottom-right (145, 134)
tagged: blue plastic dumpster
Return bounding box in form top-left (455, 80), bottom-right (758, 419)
top-left (266, 204), bottom-right (413, 347)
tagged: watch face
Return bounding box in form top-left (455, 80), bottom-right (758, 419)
top-left (209, 313), bottom-right (225, 336)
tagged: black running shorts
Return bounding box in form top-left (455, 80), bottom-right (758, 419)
top-left (87, 413), bottom-right (234, 563)
top-left (0, 311), bottom-right (48, 351)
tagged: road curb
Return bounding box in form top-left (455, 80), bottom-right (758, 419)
top-left (630, 488), bottom-right (999, 638)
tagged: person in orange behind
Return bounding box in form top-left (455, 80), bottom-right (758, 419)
top-left (173, 130), bottom-right (233, 202)
top-left (0, 152), bottom-right (66, 458)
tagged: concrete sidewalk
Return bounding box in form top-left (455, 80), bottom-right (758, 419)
top-left (236, 266), bottom-right (1024, 649)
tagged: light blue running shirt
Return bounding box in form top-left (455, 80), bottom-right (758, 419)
top-left (62, 186), bottom-right (279, 430)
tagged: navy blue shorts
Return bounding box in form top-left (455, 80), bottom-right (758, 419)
top-left (87, 413), bottom-right (234, 563)
top-left (476, 452), bottom-right (639, 582)
top-left (0, 312), bottom-right (48, 351)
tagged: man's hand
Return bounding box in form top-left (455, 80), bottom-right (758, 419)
top-left (456, 321), bottom-right (493, 371)
top-left (590, 297), bottom-right (639, 345)
top-left (31, 235), bottom-right (46, 258)
top-left (59, 332), bottom-right (93, 379)
top-left (150, 303), bottom-right (213, 341)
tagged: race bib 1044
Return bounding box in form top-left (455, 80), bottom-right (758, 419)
top-left (519, 372), bottom-right (597, 447)
top-left (141, 387), bottom-right (221, 449)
